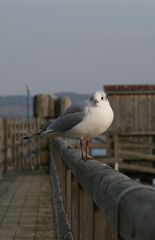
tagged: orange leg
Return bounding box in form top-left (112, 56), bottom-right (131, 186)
top-left (80, 138), bottom-right (85, 160)
top-left (80, 138), bottom-right (92, 160)
top-left (85, 139), bottom-right (89, 160)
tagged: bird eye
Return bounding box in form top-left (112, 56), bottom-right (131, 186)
top-left (101, 96), bottom-right (104, 100)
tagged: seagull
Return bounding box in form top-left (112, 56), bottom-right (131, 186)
top-left (25, 90), bottom-right (114, 160)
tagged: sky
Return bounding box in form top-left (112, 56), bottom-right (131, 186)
top-left (0, 0), bottom-right (155, 96)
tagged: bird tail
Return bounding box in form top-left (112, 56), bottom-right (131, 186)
top-left (39, 129), bottom-right (55, 136)
top-left (24, 129), bottom-right (55, 141)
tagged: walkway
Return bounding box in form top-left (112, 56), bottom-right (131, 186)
top-left (0, 172), bottom-right (57, 240)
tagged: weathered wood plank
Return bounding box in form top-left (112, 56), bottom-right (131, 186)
top-left (151, 95), bottom-right (155, 131)
top-left (79, 189), bottom-right (93, 240)
top-left (94, 206), bottom-right (115, 240)
top-left (119, 150), bottom-right (155, 161)
top-left (71, 176), bottom-right (79, 240)
top-left (0, 172), bottom-right (57, 240)
top-left (120, 163), bottom-right (155, 174)
top-left (66, 169), bottom-right (72, 224)
top-left (120, 141), bottom-right (155, 149)
top-left (119, 131), bottom-right (155, 136)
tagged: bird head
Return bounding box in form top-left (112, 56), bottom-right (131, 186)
top-left (89, 90), bottom-right (108, 106)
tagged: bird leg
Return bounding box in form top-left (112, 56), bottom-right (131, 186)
top-left (80, 138), bottom-right (85, 160)
top-left (67, 137), bottom-right (70, 148)
top-left (85, 139), bottom-right (93, 160)
top-left (85, 139), bottom-right (89, 160)
top-left (67, 138), bottom-right (74, 149)
top-left (67, 138), bottom-right (78, 149)
top-left (80, 138), bottom-right (92, 160)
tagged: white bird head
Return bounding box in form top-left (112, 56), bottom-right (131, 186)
top-left (89, 90), bottom-right (108, 106)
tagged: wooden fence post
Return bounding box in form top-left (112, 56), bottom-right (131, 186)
top-left (79, 189), bottom-right (94, 240)
top-left (33, 94), bottom-right (49, 118)
top-left (114, 133), bottom-right (120, 171)
top-left (56, 96), bottom-right (71, 117)
top-left (48, 95), bottom-right (56, 118)
top-left (0, 118), bottom-right (7, 173)
top-left (71, 175), bottom-right (80, 240)
top-left (3, 118), bottom-right (7, 173)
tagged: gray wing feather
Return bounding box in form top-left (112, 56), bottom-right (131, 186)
top-left (24, 102), bottom-right (88, 139)
top-left (61, 102), bottom-right (87, 115)
top-left (47, 112), bottom-right (84, 132)
top-left (35, 101), bottom-right (88, 134)
top-left (45, 102), bottom-right (87, 132)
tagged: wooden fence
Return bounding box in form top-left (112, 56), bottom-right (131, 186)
top-left (0, 114), bottom-right (155, 179)
top-left (88, 132), bottom-right (155, 179)
top-left (105, 85), bottom-right (155, 133)
top-left (0, 114), bottom-right (155, 239)
top-left (0, 95), bottom-right (72, 174)
top-left (114, 132), bottom-right (155, 175)
top-left (0, 117), bottom-right (49, 173)
top-left (49, 137), bottom-right (155, 240)
top-left (0, 95), bottom-right (72, 173)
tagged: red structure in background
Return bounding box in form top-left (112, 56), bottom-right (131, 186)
top-left (104, 84), bottom-right (155, 93)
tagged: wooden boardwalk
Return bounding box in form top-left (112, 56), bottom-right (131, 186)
top-left (0, 171), bottom-right (57, 240)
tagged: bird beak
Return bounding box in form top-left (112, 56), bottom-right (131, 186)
top-left (94, 99), bottom-right (99, 105)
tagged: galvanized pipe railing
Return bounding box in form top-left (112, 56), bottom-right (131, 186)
top-left (49, 137), bottom-right (155, 240)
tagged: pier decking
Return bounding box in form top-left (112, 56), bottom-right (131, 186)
top-left (0, 171), bottom-right (57, 240)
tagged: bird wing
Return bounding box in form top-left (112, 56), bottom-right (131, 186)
top-left (23, 101), bottom-right (89, 139)
top-left (45, 102), bottom-right (88, 132)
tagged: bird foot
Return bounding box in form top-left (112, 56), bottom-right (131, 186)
top-left (83, 155), bottom-right (93, 161)
top-left (67, 144), bottom-right (74, 149)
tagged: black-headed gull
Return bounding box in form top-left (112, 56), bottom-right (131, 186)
top-left (25, 90), bottom-right (114, 160)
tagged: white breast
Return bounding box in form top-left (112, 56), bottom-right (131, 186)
top-left (68, 102), bottom-right (114, 139)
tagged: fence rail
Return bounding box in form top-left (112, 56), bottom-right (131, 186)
top-left (49, 137), bottom-right (155, 240)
